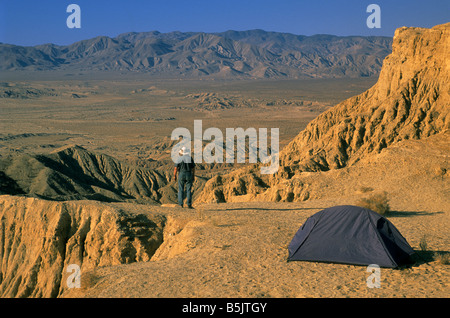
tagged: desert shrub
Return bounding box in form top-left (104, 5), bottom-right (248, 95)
top-left (419, 235), bottom-right (428, 252)
top-left (356, 191), bottom-right (390, 215)
top-left (359, 186), bottom-right (374, 193)
top-left (435, 253), bottom-right (450, 265)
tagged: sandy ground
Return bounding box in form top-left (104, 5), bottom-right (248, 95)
top-left (62, 197), bottom-right (449, 298)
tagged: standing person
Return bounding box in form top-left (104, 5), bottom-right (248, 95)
top-left (174, 146), bottom-right (195, 208)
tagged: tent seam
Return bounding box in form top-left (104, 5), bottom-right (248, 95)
top-left (288, 208), bottom-right (331, 260)
top-left (288, 218), bottom-right (318, 260)
top-left (365, 209), bottom-right (397, 267)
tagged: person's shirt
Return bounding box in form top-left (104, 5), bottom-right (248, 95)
top-left (175, 154), bottom-right (195, 172)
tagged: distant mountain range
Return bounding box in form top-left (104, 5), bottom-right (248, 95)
top-left (0, 30), bottom-right (392, 79)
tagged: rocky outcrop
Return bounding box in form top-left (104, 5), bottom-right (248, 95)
top-left (0, 195), bottom-right (165, 297)
top-left (196, 23), bottom-right (450, 203)
top-left (261, 130), bottom-right (449, 204)
top-left (279, 23), bottom-right (449, 173)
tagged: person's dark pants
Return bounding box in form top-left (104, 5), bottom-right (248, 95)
top-left (178, 170), bottom-right (193, 207)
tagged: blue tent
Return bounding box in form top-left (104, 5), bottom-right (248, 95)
top-left (288, 205), bottom-right (415, 268)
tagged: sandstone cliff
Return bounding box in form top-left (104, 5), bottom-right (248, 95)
top-left (0, 196), bottom-right (166, 297)
top-left (279, 23), bottom-right (449, 173)
top-left (196, 23), bottom-right (450, 203)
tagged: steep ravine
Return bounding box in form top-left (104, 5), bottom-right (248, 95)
top-left (0, 196), bottom-right (169, 297)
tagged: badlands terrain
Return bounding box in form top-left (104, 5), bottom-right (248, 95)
top-left (0, 23), bottom-right (449, 298)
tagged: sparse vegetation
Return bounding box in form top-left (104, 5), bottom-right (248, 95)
top-left (359, 186), bottom-right (374, 193)
top-left (435, 253), bottom-right (450, 265)
top-left (419, 235), bottom-right (428, 251)
top-left (356, 191), bottom-right (390, 215)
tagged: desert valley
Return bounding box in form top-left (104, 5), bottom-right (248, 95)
top-left (0, 23), bottom-right (448, 298)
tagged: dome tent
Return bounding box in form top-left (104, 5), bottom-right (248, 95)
top-left (288, 205), bottom-right (415, 268)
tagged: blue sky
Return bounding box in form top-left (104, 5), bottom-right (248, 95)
top-left (0, 0), bottom-right (448, 46)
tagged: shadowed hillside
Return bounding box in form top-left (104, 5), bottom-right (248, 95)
top-left (0, 145), bottom-right (205, 204)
